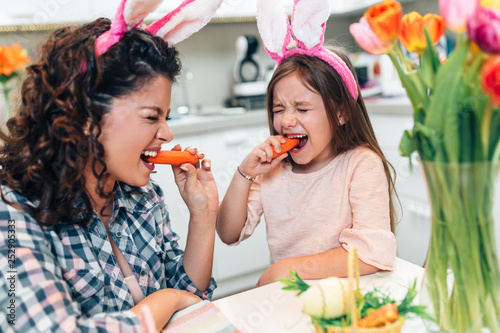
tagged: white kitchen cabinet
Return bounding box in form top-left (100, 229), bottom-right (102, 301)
top-left (1, 0), bottom-right (92, 26)
top-left (368, 108), bottom-right (432, 267)
top-left (151, 118), bottom-right (271, 299)
top-left (0, 0), bottom-right (417, 27)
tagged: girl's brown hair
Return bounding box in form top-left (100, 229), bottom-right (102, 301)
top-left (0, 18), bottom-right (181, 226)
top-left (266, 46), bottom-right (399, 232)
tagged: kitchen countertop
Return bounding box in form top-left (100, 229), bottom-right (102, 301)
top-left (168, 110), bottom-right (268, 136)
top-left (168, 96), bottom-right (413, 136)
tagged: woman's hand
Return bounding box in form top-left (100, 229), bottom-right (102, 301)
top-left (239, 135), bottom-right (289, 180)
top-left (133, 288), bottom-right (202, 331)
top-left (171, 144), bottom-right (219, 219)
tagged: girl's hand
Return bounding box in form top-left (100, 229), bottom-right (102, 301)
top-left (171, 144), bottom-right (219, 219)
top-left (239, 135), bottom-right (289, 179)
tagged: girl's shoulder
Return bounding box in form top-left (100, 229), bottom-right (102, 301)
top-left (342, 146), bottom-right (383, 165)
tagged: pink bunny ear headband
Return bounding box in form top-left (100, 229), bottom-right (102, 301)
top-left (256, 0), bottom-right (359, 100)
top-left (95, 0), bottom-right (223, 56)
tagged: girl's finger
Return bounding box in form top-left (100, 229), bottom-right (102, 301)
top-left (201, 159), bottom-right (212, 171)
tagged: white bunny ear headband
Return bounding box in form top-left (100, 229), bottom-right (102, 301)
top-left (256, 0), bottom-right (358, 100)
top-left (95, 0), bottom-right (223, 56)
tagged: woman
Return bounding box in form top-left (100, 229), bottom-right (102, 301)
top-left (0, 18), bottom-right (217, 332)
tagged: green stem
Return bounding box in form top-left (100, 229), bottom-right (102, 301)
top-left (1, 81), bottom-right (12, 116)
top-left (422, 161), bottom-right (500, 332)
top-left (482, 103), bottom-right (493, 160)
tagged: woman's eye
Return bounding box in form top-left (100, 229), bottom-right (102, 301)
top-left (272, 109), bottom-right (284, 114)
top-left (147, 116), bottom-right (159, 121)
top-left (298, 109), bottom-right (309, 112)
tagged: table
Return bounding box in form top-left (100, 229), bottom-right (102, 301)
top-left (213, 258), bottom-right (429, 333)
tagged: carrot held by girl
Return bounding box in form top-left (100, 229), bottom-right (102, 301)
top-left (216, 0), bottom-right (398, 287)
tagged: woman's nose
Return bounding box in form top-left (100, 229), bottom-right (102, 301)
top-left (157, 121), bottom-right (173, 142)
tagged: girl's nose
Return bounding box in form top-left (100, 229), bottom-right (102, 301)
top-left (157, 121), bottom-right (173, 142)
top-left (282, 112), bottom-right (297, 128)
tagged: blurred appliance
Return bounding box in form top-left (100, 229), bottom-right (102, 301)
top-left (350, 52), bottom-right (382, 97)
top-left (351, 52), bottom-right (407, 98)
top-left (378, 54), bottom-right (406, 97)
top-left (227, 35), bottom-right (267, 110)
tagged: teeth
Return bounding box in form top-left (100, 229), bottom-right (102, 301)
top-left (141, 151), bottom-right (158, 157)
top-left (287, 135), bottom-right (306, 139)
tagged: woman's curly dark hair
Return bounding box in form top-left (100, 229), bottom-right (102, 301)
top-left (0, 18), bottom-right (181, 226)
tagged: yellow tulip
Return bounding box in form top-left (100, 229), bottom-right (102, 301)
top-left (481, 0), bottom-right (500, 10)
top-left (399, 12), bottom-right (446, 54)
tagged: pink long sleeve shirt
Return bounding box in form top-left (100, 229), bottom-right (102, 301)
top-left (233, 146), bottom-right (396, 270)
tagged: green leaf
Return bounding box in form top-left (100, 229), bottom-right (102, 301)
top-left (424, 36), bottom-right (469, 162)
top-left (399, 130), bottom-right (415, 157)
top-left (387, 51), bottom-right (428, 113)
top-left (276, 271), bottom-right (310, 296)
top-left (419, 28), bottom-right (442, 89)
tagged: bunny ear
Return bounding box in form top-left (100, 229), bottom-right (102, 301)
top-left (145, 0), bottom-right (223, 45)
top-left (291, 0), bottom-right (330, 50)
top-left (95, 0), bottom-right (163, 56)
top-left (123, 0), bottom-right (163, 29)
top-left (256, 0), bottom-right (292, 60)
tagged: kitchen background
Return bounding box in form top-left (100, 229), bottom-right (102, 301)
top-left (2, 0), bottom-right (498, 300)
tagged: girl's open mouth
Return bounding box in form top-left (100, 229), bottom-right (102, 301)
top-left (287, 135), bottom-right (308, 153)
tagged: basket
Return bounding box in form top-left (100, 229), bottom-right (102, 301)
top-left (312, 248), bottom-right (404, 333)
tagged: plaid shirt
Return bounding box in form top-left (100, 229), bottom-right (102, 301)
top-left (0, 181), bottom-right (216, 332)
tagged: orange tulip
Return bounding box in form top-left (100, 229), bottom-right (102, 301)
top-left (364, 0), bottom-right (403, 43)
top-left (399, 12), bottom-right (446, 54)
top-left (0, 44), bottom-right (30, 77)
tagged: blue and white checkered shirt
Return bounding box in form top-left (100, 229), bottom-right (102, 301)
top-left (0, 181), bottom-right (216, 332)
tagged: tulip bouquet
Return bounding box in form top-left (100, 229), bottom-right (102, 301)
top-left (0, 44), bottom-right (30, 116)
top-left (350, 0), bottom-right (500, 332)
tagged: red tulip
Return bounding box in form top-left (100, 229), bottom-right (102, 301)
top-left (350, 17), bottom-right (394, 55)
top-left (481, 56), bottom-right (500, 105)
top-left (364, 0), bottom-right (403, 43)
top-left (468, 7), bottom-right (500, 54)
top-left (399, 12), bottom-right (446, 54)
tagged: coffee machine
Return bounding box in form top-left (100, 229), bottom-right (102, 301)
top-left (226, 35), bottom-right (267, 110)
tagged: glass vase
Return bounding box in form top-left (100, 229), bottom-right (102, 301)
top-left (419, 161), bottom-right (500, 333)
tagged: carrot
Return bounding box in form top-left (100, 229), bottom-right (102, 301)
top-left (357, 303), bottom-right (400, 328)
top-left (144, 151), bottom-right (199, 165)
top-left (272, 137), bottom-right (300, 158)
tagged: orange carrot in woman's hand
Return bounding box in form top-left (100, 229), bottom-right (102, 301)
top-left (272, 137), bottom-right (300, 158)
top-left (357, 303), bottom-right (400, 328)
top-left (144, 151), bottom-right (199, 165)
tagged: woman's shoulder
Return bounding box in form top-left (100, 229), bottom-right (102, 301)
top-left (0, 185), bottom-right (49, 241)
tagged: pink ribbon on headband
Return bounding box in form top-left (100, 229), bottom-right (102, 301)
top-left (94, 0), bottom-right (223, 56)
top-left (271, 46), bottom-right (359, 101)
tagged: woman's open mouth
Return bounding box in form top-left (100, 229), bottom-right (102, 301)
top-left (141, 150), bottom-right (158, 171)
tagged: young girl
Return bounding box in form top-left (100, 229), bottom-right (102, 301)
top-left (0, 0), bottom-right (222, 331)
top-left (216, 0), bottom-right (397, 287)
